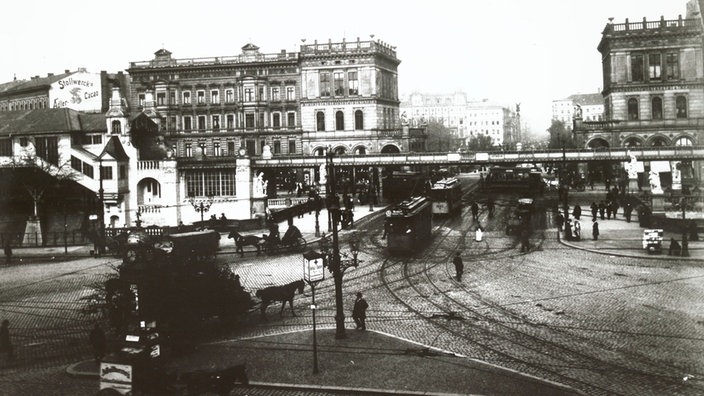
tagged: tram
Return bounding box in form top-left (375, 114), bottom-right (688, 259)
top-left (384, 196), bottom-right (432, 255)
top-left (383, 171), bottom-right (431, 202)
top-left (429, 177), bottom-right (462, 215)
top-left (484, 166), bottom-right (544, 194)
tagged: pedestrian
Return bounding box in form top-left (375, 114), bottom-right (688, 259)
top-left (590, 202), bottom-right (598, 222)
top-left (556, 212), bottom-right (564, 231)
top-left (572, 204), bottom-right (582, 220)
top-left (486, 197), bottom-right (495, 218)
top-left (3, 241), bottom-right (11, 265)
top-left (612, 200), bottom-right (620, 219)
top-left (573, 219), bottom-right (581, 241)
top-left (592, 220), bottom-right (599, 241)
top-left (89, 323), bottom-right (106, 362)
top-left (474, 225), bottom-right (484, 242)
top-left (520, 227), bottom-right (531, 252)
top-left (0, 319), bottom-right (13, 361)
top-left (471, 202), bottom-right (479, 221)
top-left (452, 251), bottom-right (464, 281)
top-left (352, 292), bottom-right (369, 330)
top-left (381, 221), bottom-right (389, 239)
top-left (624, 203), bottom-right (633, 223)
top-left (605, 201), bottom-right (612, 220)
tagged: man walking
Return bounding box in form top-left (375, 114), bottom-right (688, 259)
top-left (352, 292), bottom-right (369, 330)
top-left (592, 220), bottom-right (599, 241)
top-left (452, 251), bottom-right (464, 281)
top-left (471, 202), bottom-right (479, 221)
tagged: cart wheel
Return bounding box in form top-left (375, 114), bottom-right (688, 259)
top-left (297, 237), bottom-right (307, 251)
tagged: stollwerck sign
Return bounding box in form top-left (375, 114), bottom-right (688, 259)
top-left (49, 71), bottom-right (102, 112)
top-left (303, 250), bottom-right (326, 283)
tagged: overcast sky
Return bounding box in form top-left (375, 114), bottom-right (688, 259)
top-left (0, 0), bottom-right (689, 135)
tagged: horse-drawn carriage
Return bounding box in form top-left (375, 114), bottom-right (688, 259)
top-left (228, 224), bottom-right (307, 256)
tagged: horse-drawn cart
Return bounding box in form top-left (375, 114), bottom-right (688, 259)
top-left (228, 224), bottom-right (307, 256)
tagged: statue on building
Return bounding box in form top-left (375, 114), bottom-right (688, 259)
top-left (400, 111), bottom-right (409, 125)
top-left (626, 150), bottom-right (639, 179)
top-left (574, 104), bottom-right (583, 119)
top-left (319, 162), bottom-right (327, 187)
top-left (253, 171), bottom-right (266, 197)
top-left (515, 103), bottom-right (521, 114)
top-left (649, 170), bottom-right (663, 194)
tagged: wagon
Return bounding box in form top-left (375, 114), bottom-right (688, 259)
top-left (263, 224), bottom-right (307, 254)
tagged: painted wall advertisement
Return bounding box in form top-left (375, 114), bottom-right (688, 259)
top-left (49, 71), bottom-right (102, 112)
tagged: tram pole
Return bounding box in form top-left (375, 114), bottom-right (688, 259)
top-left (326, 151), bottom-right (347, 339)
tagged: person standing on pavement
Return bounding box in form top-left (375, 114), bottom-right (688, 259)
top-left (352, 292), bottom-right (369, 330)
top-left (572, 204), bottom-right (582, 221)
top-left (3, 242), bottom-right (11, 265)
top-left (89, 323), bottom-right (106, 362)
top-left (452, 251), bottom-right (464, 281)
top-left (471, 201), bottom-right (479, 221)
top-left (0, 319), bottom-right (13, 361)
top-left (592, 220), bottom-right (599, 241)
top-left (611, 200), bottom-right (620, 219)
top-left (599, 201), bottom-right (606, 220)
top-left (590, 202), bottom-right (598, 222)
top-left (556, 212), bottom-right (565, 231)
top-left (486, 197), bottom-right (495, 218)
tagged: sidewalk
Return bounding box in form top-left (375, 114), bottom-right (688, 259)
top-left (559, 189), bottom-right (704, 261)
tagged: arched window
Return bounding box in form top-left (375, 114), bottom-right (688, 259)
top-left (354, 110), bottom-right (364, 130)
top-left (335, 111), bottom-right (344, 131)
top-left (316, 111), bottom-right (325, 131)
top-left (628, 98), bottom-right (639, 120)
top-left (675, 136), bottom-right (693, 146)
top-left (676, 96), bottom-right (687, 118)
top-left (651, 97), bottom-right (662, 120)
top-left (111, 120), bottom-right (122, 134)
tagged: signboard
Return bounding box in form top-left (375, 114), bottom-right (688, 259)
top-left (100, 362), bottom-right (132, 394)
top-left (49, 71), bottom-right (102, 112)
top-left (475, 152), bottom-right (489, 161)
top-left (303, 250), bottom-right (325, 283)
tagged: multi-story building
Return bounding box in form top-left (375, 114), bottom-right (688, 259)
top-left (552, 93), bottom-right (604, 125)
top-left (0, 37), bottom-right (410, 231)
top-left (574, 0), bottom-right (703, 189)
top-left (400, 92), bottom-right (519, 148)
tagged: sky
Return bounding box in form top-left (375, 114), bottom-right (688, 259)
top-left (0, 0), bottom-right (690, 135)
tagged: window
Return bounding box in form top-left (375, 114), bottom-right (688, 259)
top-left (214, 141), bottom-right (221, 156)
top-left (0, 139), bottom-right (10, 156)
top-left (348, 71), bottom-right (358, 95)
top-left (259, 113), bottom-right (265, 129)
top-left (138, 93), bottom-right (145, 107)
top-left (186, 143), bottom-right (193, 157)
top-left (631, 54), bottom-right (644, 82)
top-left (100, 165), bottom-right (113, 180)
top-left (185, 170), bottom-right (236, 197)
top-left (227, 141), bottom-right (235, 155)
top-left (111, 120), bottom-right (121, 134)
top-left (676, 96), bottom-right (687, 118)
top-left (286, 86), bottom-right (295, 101)
top-left (320, 72), bottom-right (331, 96)
top-left (197, 91), bottom-right (205, 104)
top-left (666, 53), bottom-right (679, 80)
top-left (272, 113), bottom-right (281, 128)
top-left (226, 114), bottom-right (234, 129)
top-left (184, 116), bottom-right (192, 131)
top-left (628, 98), bottom-right (639, 120)
top-left (651, 97), bottom-right (662, 120)
top-left (287, 112), bottom-right (296, 129)
top-left (170, 91), bottom-right (176, 105)
top-left (334, 72), bottom-right (344, 95)
top-left (355, 110), bottom-right (364, 130)
top-left (288, 139), bottom-right (296, 154)
top-left (316, 111), bottom-right (325, 131)
top-left (183, 91), bottom-right (191, 104)
top-left (225, 89), bottom-right (234, 103)
top-left (170, 116), bottom-right (177, 130)
top-left (198, 142), bottom-right (207, 156)
top-left (157, 92), bottom-right (166, 105)
top-left (83, 163), bottom-right (94, 179)
top-left (71, 156), bottom-right (82, 172)
top-left (198, 116), bottom-right (206, 130)
top-left (244, 88), bottom-right (253, 102)
top-left (211, 90), bottom-right (219, 104)
top-left (648, 54), bottom-right (661, 81)
top-left (273, 140), bottom-right (281, 154)
top-left (259, 87), bottom-right (265, 101)
top-left (271, 87), bottom-right (280, 101)
top-left (245, 113), bottom-right (254, 129)
top-left (675, 137), bottom-right (693, 146)
top-left (246, 139), bottom-right (256, 156)
top-left (335, 110), bottom-right (344, 130)
top-left (212, 115), bottom-right (220, 130)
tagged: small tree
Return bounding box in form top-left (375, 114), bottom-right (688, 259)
top-left (547, 120), bottom-right (577, 150)
top-left (466, 134), bottom-right (494, 151)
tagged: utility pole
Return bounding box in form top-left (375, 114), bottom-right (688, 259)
top-left (326, 151), bottom-right (346, 339)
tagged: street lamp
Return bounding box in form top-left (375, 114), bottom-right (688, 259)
top-left (188, 195), bottom-right (214, 223)
top-left (303, 250), bottom-right (325, 374)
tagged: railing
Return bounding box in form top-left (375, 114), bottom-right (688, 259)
top-left (268, 197), bottom-right (310, 209)
top-left (0, 231), bottom-right (90, 248)
top-left (138, 204), bottom-right (162, 213)
top-left (130, 52), bottom-right (299, 69)
top-left (137, 161), bottom-right (161, 170)
top-left (607, 17), bottom-right (700, 33)
top-left (301, 39), bottom-right (397, 58)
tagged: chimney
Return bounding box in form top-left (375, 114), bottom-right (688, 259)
top-left (47, 73), bottom-right (54, 77)
top-left (65, 69), bottom-right (70, 74)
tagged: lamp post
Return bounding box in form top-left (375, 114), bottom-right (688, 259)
top-left (98, 158), bottom-right (105, 256)
top-left (303, 250), bottom-right (325, 374)
top-left (189, 195), bottom-right (214, 223)
top-left (560, 146), bottom-right (570, 240)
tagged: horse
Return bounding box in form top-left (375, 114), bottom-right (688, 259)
top-left (227, 231), bottom-right (264, 257)
top-left (255, 279), bottom-right (305, 318)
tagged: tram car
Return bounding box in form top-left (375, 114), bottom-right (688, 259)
top-left (383, 171), bottom-right (431, 202)
top-left (484, 166), bottom-right (544, 194)
top-left (429, 177), bottom-right (462, 215)
top-left (384, 196), bottom-right (433, 255)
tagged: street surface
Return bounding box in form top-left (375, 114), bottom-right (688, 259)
top-left (0, 178), bottom-right (703, 395)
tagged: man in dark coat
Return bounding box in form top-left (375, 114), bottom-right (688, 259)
top-left (590, 202), bottom-right (598, 222)
top-left (572, 205), bottom-right (582, 220)
top-left (471, 202), bottom-right (479, 221)
top-left (352, 292), bottom-right (369, 330)
top-left (599, 201), bottom-right (606, 220)
top-left (592, 220), bottom-right (599, 241)
top-left (452, 251), bottom-right (464, 281)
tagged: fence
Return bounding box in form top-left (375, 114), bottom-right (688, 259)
top-left (0, 230), bottom-right (91, 248)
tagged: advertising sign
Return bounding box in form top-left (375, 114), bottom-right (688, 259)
top-left (99, 362), bottom-right (132, 394)
top-left (303, 251), bottom-right (325, 283)
top-left (49, 71), bottom-right (102, 112)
